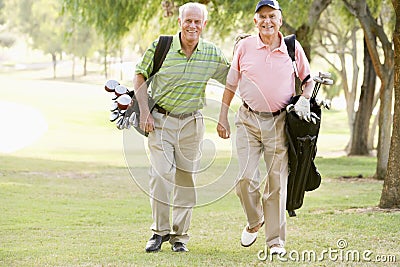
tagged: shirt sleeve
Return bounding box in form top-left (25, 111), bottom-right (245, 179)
top-left (226, 42), bottom-right (243, 87)
top-left (135, 40), bottom-right (157, 79)
top-left (294, 40), bottom-right (312, 83)
top-left (212, 47), bottom-right (230, 85)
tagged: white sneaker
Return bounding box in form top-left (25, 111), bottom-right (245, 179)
top-left (240, 224), bottom-right (258, 247)
top-left (270, 245), bottom-right (286, 255)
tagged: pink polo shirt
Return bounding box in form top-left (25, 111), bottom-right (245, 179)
top-left (227, 32), bottom-right (311, 112)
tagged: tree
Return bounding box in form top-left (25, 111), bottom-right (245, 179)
top-left (64, 15), bottom-right (99, 79)
top-left (280, 0), bottom-right (332, 61)
top-left (62, 0), bottom-right (149, 78)
top-left (380, 0), bottom-right (400, 208)
top-left (343, 0), bottom-right (394, 180)
top-left (6, 0), bottom-right (66, 78)
top-left (314, 3), bottom-right (362, 151)
top-left (349, 36), bottom-right (377, 155)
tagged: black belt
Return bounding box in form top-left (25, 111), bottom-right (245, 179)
top-left (243, 102), bottom-right (285, 117)
top-left (155, 104), bottom-right (197, 119)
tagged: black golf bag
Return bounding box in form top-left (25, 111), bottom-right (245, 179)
top-left (286, 95), bottom-right (322, 217)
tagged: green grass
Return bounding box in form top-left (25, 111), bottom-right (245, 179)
top-left (1, 155), bottom-right (399, 266)
top-left (1, 72), bottom-right (399, 266)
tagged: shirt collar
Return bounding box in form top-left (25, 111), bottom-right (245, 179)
top-left (172, 33), bottom-right (204, 52)
top-left (256, 32), bottom-right (286, 52)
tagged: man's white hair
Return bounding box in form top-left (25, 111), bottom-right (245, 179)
top-left (179, 2), bottom-right (208, 21)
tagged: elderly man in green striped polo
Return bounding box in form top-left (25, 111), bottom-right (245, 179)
top-left (133, 2), bottom-right (230, 253)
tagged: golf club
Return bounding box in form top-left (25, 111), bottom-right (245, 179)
top-left (115, 85), bottom-right (129, 97)
top-left (116, 94), bottom-right (132, 110)
top-left (109, 110), bottom-right (120, 122)
top-left (319, 71), bottom-right (332, 79)
top-left (105, 80), bottom-right (119, 92)
top-left (110, 101), bottom-right (118, 111)
top-left (312, 72), bottom-right (334, 99)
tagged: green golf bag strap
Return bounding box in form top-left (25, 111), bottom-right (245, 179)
top-left (128, 35), bottom-right (173, 137)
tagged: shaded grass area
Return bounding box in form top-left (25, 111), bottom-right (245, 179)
top-left (315, 156), bottom-right (377, 178)
top-left (1, 155), bottom-right (399, 266)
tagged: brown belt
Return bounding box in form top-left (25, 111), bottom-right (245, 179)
top-left (155, 104), bottom-right (197, 119)
top-left (243, 102), bottom-right (285, 117)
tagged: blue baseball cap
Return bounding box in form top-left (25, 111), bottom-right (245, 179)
top-left (255, 0), bottom-right (281, 13)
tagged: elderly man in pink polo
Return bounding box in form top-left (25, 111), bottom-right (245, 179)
top-left (217, 0), bottom-right (313, 255)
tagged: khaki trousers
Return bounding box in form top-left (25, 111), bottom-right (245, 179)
top-left (235, 105), bottom-right (288, 247)
top-left (147, 110), bottom-right (204, 245)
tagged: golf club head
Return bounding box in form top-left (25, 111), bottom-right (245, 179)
top-left (116, 116), bottom-right (124, 130)
top-left (123, 116), bottom-right (130, 129)
top-left (115, 85), bottom-right (129, 97)
top-left (110, 101), bottom-right (118, 111)
top-left (116, 94), bottom-right (132, 110)
top-left (109, 110), bottom-right (120, 122)
top-left (315, 98), bottom-right (331, 110)
top-left (313, 76), bottom-right (324, 83)
top-left (321, 78), bottom-right (334, 85)
top-left (319, 72), bottom-right (332, 79)
top-left (105, 80), bottom-right (119, 92)
top-left (128, 112), bottom-right (138, 127)
top-left (322, 99), bottom-right (331, 109)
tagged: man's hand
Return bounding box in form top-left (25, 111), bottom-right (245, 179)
top-left (139, 110), bottom-right (154, 133)
top-left (217, 117), bottom-right (231, 139)
top-left (294, 95), bottom-right (311, 122)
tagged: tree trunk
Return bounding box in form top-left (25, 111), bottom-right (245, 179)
top-left (375, 75), bottom-right (394, 179)
top-left (368, 109), bottom-right (379, 150)
top-left (72, 56), bottom-right (75, 81)
top-left (380, 0), bottom-right (400, 208)
top-left (120, 46), bottom-right (124, 81)
top-left (52, 53), bottom-right (57, 79)
top-left (83, 56), bottom-right (87, 76)
top-left (104, 43), bottom-right (108, 79)
top-left (349, 37), bottom-right (376, 155)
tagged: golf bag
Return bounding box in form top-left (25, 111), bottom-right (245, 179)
top-left (126, 35), bottom-right (173, 136)
top-left (284, 35), bottom-right (322, 217)
top-left (285, 96), bottom-right (322, 216)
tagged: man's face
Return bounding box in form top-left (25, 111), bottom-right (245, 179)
top-left (254, 6), bottom-right (282, 37)
top-left (178, 7), bottom-right (206, 44)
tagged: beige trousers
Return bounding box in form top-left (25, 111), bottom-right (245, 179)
top-left (235, 105), bottom-right (288, 247)
top-left (147, 110), bottom-right (204, 245)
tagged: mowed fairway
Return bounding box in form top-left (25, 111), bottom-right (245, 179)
top-left (0, 71), bottom-right (399, 266)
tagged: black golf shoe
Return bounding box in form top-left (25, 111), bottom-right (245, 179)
top-left (145, 233), bottom-right (170, 252)
top-left (171, 242), bottom-right (189, 252)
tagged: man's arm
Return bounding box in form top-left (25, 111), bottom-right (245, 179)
top-left (301, 79), bottom-right (314, 99)
top-left (133, 73), bottom-right (154, 133)
top-left (217, 83), bottom-right (237, 139)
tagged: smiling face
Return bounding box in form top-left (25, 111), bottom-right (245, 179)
top-left (254, 6), bottom-right (282, 39)
top-left (178, 6), bottom-right (207, 46)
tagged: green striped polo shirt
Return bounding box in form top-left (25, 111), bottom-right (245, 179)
top-left (135, 33), bottom-right (230, 114)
